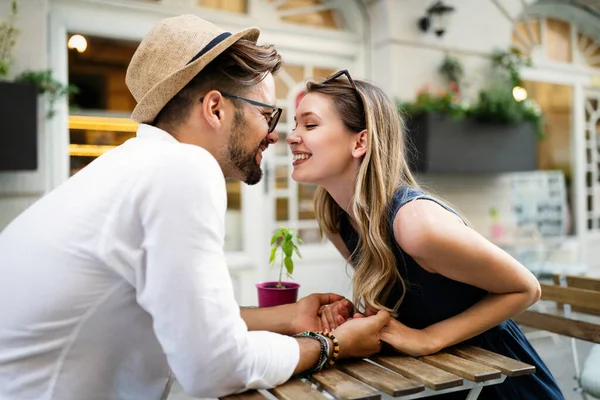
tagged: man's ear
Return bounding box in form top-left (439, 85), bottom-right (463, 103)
top-left (352, 129), bottom-right (368, 159)
top-left (200, 90), bottom-right (226, 129)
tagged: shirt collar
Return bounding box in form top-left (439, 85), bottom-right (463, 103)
top-left (136, 123), bottom-right (179, 144)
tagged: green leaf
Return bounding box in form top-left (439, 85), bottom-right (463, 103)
top-left (282, 239), bottom-right (293, 258)
top-left (292, 244), bottom-right (302, 258)
top-left (284, 256), bottom-right (294, 275)
top-left (270, 231), bottom-right (283, 245)
top-left (269, 246), bottom-right (277, 265)
top-left (12, 69), bottom-right (78, 119)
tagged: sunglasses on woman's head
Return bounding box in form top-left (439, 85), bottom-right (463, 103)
top-left (321, 69), bottom-right (357, 89)
top-left (320, 69), bottom-right (362, 104)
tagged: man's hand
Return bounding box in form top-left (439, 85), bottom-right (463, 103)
top-left (241, 293), bottom-right (349, 335)
top-left (379, 318), bottom-right (440, 356)
top-left (318, 298), bottom-right (355, 331)
top-left (288, 293), bottom-right (350, 334)
top-left (333, 310), bottom-right (390, 359)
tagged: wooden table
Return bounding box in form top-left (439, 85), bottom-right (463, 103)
top-left (220, 345), bottom-right (535, 400)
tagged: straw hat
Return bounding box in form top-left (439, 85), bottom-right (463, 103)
top-left (126, 14), bottom-right (260, 123)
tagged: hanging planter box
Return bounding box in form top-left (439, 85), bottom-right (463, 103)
top-left (0, 81), bottom-right (38, 171)
top-left (406, 112), bottom-right (536, 174)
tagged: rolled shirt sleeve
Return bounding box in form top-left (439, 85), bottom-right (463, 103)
top-left (131, 147), bottom-right (299, 398)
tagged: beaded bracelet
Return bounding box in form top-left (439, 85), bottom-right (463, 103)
top-left (292, 331), bottom-right (330, 377)
top-left (316, 331), bottom-right (339, 367)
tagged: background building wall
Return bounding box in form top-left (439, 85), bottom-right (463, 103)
top-left (0, 0), bottom-right (50, 228)
top-left (367, 0), bottom-right (524, 236)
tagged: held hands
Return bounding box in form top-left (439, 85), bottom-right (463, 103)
top-left (321, 302), bottom-right (440, 357)
top-left (290, 294), bottom-right (437, 357)
top-left (288, 293), bottom-right (353, 334)
top-left (333, 310), bottom-right (390, 359)
top-left (318, 298), bottom-right (355, 331)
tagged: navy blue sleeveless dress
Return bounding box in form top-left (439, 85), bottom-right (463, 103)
top-left (339, 186), bottom-right (564, 399)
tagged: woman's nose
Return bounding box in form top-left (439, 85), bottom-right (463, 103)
top-left (286, 132), bottom-right (299, 145)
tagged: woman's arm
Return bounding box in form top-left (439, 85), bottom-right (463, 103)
top-left (383, 199), bottom-right (541, 356)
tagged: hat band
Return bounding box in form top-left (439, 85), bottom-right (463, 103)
top-left (186, 32), bottom-right (232, 65)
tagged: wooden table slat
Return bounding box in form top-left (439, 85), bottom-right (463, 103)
top-left (220, 390), bottom-right (269, 400)
top-left (420, 352), bottom-right (502, 382)
top-left (270, 378), bottom-right (329, 400)
top-left (337, 360), bottom-right (425, 397)
top-left (311, 368), bottom-right (381, 400)
top-left (371, 355), bottom-right (463, 391)
top-left (449, 345), bottom-right (536, 377)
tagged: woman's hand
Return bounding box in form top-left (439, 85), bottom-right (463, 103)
top-left (332, 310), bottom-right (390, 359)
top-left (379, 319), bottom-right (440, 357)
top-left (318, 298), bottom-right (354, 331)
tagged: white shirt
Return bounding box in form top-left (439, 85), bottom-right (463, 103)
top-left (0, 124), bottom-right (299, 400)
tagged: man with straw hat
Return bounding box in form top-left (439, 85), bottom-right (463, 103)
top-left (0, 14), bottom-right (390, 400)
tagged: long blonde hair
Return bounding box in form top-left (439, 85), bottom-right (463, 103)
top-left (310, 77), bottom-right (419, 314)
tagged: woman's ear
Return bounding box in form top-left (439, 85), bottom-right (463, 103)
top-left (352, 129), bottom-right (368, 159)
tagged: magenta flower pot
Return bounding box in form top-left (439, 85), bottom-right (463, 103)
top-left (256, 281), bottom-right (300, 307)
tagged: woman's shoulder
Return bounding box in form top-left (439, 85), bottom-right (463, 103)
top-left (389, 186), bottom-right (427, 218)
top-left (390, 186), bottom-right (462, 223)
top-left (389, 187), bottom-right (465, 253)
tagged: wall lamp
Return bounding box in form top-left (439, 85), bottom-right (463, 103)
top-left (418, 1), bottom-right (455, 37)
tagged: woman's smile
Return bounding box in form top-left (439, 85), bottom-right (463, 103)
top-left (292, 152), bottom-right (312, 166)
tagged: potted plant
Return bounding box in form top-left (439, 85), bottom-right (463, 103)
top-left (0, 0), bottom-right (78, 171)
top-left (400, 49), bottom-right (542, 174)
top-left (256, 227), bottom-right (303, 307)
top-left (14, 69), bottom-right (78, 118)
top-left (0, 0), bottom-right (76, 119)
top-left (0, 0), bottom-right (18, 80)
top-left (0, 0), bottom-right (37, 170)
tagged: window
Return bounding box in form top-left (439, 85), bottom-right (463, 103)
top-left (270, 64), bottom-right (337, 244)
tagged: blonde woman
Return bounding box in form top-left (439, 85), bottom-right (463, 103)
top-left (287, 70), bottom-right (563, 399)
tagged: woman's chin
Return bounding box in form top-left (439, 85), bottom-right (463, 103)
top-left (291, 170), bottom-right (310, 184)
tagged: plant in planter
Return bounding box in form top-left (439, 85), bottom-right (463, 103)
top-left (399, 47), bottom-right (543, 174)
top-left (14, 69), bottom-right (78, 118)
top-left (439, 53), bottom-right (464, 93)
top-left (398, 82), bottom-right (466, 119)
top-left (471, 47), bottom-right (544, 139)
top-left (0, 0), bottom-right (76, 119)
top-left (0, 0), bottom-right (18, 80)
top-left (256, 227), bottom-right (303, 307)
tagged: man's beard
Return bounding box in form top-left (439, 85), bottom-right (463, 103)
top-left (226, 110), bottom-right (264, 185)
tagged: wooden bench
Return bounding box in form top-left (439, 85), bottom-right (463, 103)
top-left (220, 346), bottom-right (535, 400)
top-left (513, 274), bottom-right (600, 343)
top-left (513, 274), bottom-right (600, 398)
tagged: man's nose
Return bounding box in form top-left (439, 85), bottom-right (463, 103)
top-left (266, 129), bottom-right (279, 144)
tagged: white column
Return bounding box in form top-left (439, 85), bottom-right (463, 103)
top-left (572, 83), bottom-right (588, 263)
